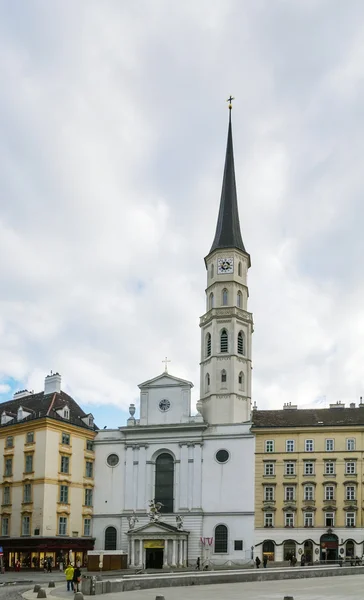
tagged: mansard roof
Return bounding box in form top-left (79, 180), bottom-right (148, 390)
top-left (252, 407), bottom-right (364, 429)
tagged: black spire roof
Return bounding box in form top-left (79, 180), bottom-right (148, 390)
top-left (209, 111), bottom-right (248, 258)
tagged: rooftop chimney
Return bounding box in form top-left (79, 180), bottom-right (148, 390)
top-left (283, 402), bottom-right (298, 410)
top-left (13, 390), bottom-right (33, 400)
top-left (44, 372), bottom-right (61, 394)
top-left (329, 401), bottom-right (345, 409)
top-left (350, 403), bottom-right (356, 409)
top-left (359, 396), bottom-right (364, 408)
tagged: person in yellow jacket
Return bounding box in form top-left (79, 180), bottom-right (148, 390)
top-left (65, 564), bottom-right (74, 591)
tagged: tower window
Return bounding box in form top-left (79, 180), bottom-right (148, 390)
top-left (221, 370), bottom-right (227, 383)
top-left (237, 331), bottom-right (245, 355)
top-left (238, 371), bottom-right (244, 390)
top-left (205, 373), bottom-right (210, 393)
top-left (238, 262), bottom-right (242, 276)
top-left (220, 329), bottom-right (228, 353)
top-left (209, 293), bottom-right (214, 310)
top-left (222, 289), bottom-right (228, 306)
top-left (237, 291), bottom-right (242, 308)
top-left (206, 333), bottom-right (211, 358)
top-left (211, 263), bottom-right (214, 278)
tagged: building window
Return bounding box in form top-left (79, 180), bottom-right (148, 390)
top-left (214, 524), bottom-right (228, 553)
top-left (304, 462), bottom-right (314, 475)
top-left (285, 462), bottom-right (295, 476)
top-left (238, 261), bottom-right (242, 276)
top-left (221, 370), bottom-right (227, 384)
top-left (60, 485), bottom-right (69, 504)
top-left (22, 515), bottom-right (30, 536)
top-left (234, 540), bottom-right (243, 551)
top-left (215, 449), bottom-right (229, 464)
top-left (211, 263), bottom-right (214, 278)
top-left (346, 461), bottom-right (356, 475)
top-left (206, 333), bottom-right (211, 357)
top-left (86, 440), bottom-right (94, 451)
top-left (205, 373), bottom-right (210, 393)
top-left (325, 512), bottom-right (334, 527)
top-left (84, 518), bottom-right (91, 537)
top-left (304, 512), bottom-right (314, 527)
top-left (5, 458), bottom-right (12, 477)
top-left (25, 454), bottom-right (33, 473)
top-left (264, 513), bottom-right (274, 527)
top-left (84, 489), bottom-right (93, 507)
top-left (264, 463), bottom-right (275, 476)
top-left (61, 433), bottom-right (70, 445)
top-left (6, 436), bottom-right (13, 448)
top-left (58, 517), bottom-right (67, 536)
top-left (220, 329), bottom-right (228, 353)
top-left (155, 453), bottom-right (174, 513)
top-left (60, 456), bottom-right (70, 474)
top-left (346, 512), bottom-right (356, 527)
top-left (324, 486), bottom-right (334, 501)
top-left (346, 486), bottom-right (356, 501)
top-left (285, 513), bottom-right (294, 527)
top-left (237, 331), bottom-right (244, 355)
top-left (209, 292), bottom-right (214, 310)
top-left (325, 439), bottom-right (334, 451)
top-left (1, 517), bottom-right (9, 536)
top-left (325, 462), bottom-right (335, 475)
top-left (237, 291), bottom-right (242, 308)
top-left (23, 484), bottom-right (32, 504)
top-left (222, 289), bottom-right (228, 306)
top-left (85, 461), bottom-right (93, 478)
top-left (238, 371), bottom-right (244, 390)
top-left (285, 486), bottom-right (295, 501)
top-left (265, 440), bottom-right (274, 453)
top-left (346, 438), bottom-right (356, 451)
top-left (264, 486), bottom-right (274, 501)
top-left (105, 526), bottom-right (117, 550)
top-left (64, 408), bottom-right (69, 420)
top-left (304, 485), bottom-right (314, 501)
top-left (305, 439), bottom-right (314, 452)
top-left (286, 440), bottom-right (295, 452)
top-left (3, 486), bottom-right (10, 505)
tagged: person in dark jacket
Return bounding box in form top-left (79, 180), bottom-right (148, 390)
top-left (73, 565), bottom-right (81, 592)
top-left (255, 556), bottom-right (261, 569)
top-left (263, 555), bottom-right (268, 568)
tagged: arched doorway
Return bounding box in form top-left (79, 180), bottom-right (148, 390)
top-left (346, 540), bottom-right (355, 558)
top-left (262, 540), bottom-right (275, 562)
top-left (283, 540), bottom-right (296, 561)
top-left (303, 540), bottom-right (313, 563)
top-left (104, 526), bottom-right (117, 550)
top-left (320, 533), bottom-right (338, 562)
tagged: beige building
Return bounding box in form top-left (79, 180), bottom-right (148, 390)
top-left (0, 373), bottom-right (96, 570)
top-left (252, 401), bottom-right (364, 563)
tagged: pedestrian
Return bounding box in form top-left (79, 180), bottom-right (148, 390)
top-left (65, 564), bottom-right (74, 592)
top-left (15, 560), bottom-right (20, 572)
top-left (47, 557), bottom-right (52, 573)
top-left (263, 555), bottom-right (268, 568)
top-left (195, 557), bottom-right (200, 570)
top-left (73, 564), bottom-right (81, 592)
top-left (255, 556), bottom-right (261, 569)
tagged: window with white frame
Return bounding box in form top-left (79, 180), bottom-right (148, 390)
top-left (304, 512), bottom-right (314, 527)
top-left (346, 461), bottom-right (356, 475)
top-left (325, 438), bottom-right (334, 451)
top-left (264, 512), bottom-right (274, 527)
top-left (22, 515), bottom-right (30, 536)
top-left (305, 439), bottom-right (314, 452)
top-left (285, 462), bottom-right (295, 476)
top-left (324, 485), bottom-right (334, 501)
top-left (304, 485), bottom-right (314, 501)
top-left (285, 486), bottom-right (295, 501)
top-left (23, 484), bottom-right (31, 504)
top-left (85, 489), bottom-right (93, 506)
top-left (265, 440), bottom-right (274, 453)
top-left (285, 512), bottom-right (294, 527)
top-left (1, 517), bottom-right (9, 536)
top-left (324, 462), bottom-right (335, 475)
top-left (264, 486), bottom-right (274, 501)
top-left (346, 512), bottom-right (356, 527)
top-left (58, 516), bottom-right (67, 535)
top-left (84, 518), bottom-right (91, 536)
top-left (59, 485), bottom-right (69, 504)
top-left (286, 440), bottom-right (295, 452)
top-left (304, 462), bottom-right (314, 475)
top-left (264, 463), bottom-right (275, 476)
top-left (346, 438), bottom-right (356, 451)
top-left (325, 512), bottom-right (334, 527)
top-left (346, 486), bottom-right (356, 501)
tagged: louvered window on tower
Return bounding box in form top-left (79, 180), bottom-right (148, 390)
top-left (206, 333), bottom-right (211, 357)
top-left (221, 370), bottom-right (227, 383)
top-left (220, 329), bottom-right (228, 353)
top-left (222, 289), bottom-right (228, 306)
top-left (237, 331), bottom-right (244, 355)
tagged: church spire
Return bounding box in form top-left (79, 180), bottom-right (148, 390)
top-left (209, 101), bottom-right (248, 259)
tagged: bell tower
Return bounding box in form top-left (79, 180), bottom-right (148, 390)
top-left (199, 101), bottom-right (253, 424)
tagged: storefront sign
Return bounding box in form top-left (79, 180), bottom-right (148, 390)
top-left (143, 540), bottom-right (165, 549)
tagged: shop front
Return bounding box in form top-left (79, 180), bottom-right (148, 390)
top-left (0, 537), bottom-right (95, 570)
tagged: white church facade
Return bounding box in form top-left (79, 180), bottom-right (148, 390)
top-left (92, 106), bottom-right (255, 568)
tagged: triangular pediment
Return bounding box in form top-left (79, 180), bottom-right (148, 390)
top-left (138, 372), bottom-right (193, 390)
top-left (127, 520), bottom-right (187, 535)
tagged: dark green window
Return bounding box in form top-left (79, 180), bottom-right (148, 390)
top-left (155, 453), bottom-right (174, 513)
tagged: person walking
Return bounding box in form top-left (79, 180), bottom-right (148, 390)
top-left (195, 557), bottom-right (200, 570)
top-left (73, 564), bottom-right (81, 592)
top-left (255, 556), bottom-right (261, 569)
top-left (65, 564), bottom-right (74, 592)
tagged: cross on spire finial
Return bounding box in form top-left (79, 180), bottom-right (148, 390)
top-left (162, 357), bottom-right (171, 373)
top-left (227, 95), bottom-right (235, 110)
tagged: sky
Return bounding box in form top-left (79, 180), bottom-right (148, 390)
top-left (1, 0), bottom-right (364, 427)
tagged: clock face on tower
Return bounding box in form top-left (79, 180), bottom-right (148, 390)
top-left (217, 257), bottom-right (234, 274)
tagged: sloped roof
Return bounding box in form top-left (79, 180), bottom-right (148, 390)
top-left (138, 372), bottom-right (193, 389)
top-left (252, 407), bottom-right (364, 429)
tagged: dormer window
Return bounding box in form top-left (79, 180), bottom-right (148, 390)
top-left (64, 408), bottom-right (69, 420)
top-left (17, 406), bottom-right (23, 421)
top-left (88, 416), bottom-right (94, 427)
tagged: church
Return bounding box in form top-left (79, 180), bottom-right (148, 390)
top-left (92, 105), bottom-right (255, 568)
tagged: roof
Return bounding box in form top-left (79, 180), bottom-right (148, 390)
top-left (138, 372), bottom-right (193, 389)
top-left (251, 407), bottom-right (364, 429)
top-left (0, 390), bottom-right (97, 431)
top-left (209, 111), bottom-right (248, 258)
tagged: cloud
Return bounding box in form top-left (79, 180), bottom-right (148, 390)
top-left (1, 0), bottom-right (364, 420)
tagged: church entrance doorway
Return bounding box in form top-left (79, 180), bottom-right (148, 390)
top-left (145, 548), bottom-right (163, 569)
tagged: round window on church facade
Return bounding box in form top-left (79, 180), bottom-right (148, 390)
top-left (215, 449), bottom-right (230, 464)
top-left (107, 453), bottom-right (119, 467)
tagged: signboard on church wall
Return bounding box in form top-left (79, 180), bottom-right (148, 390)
top-left (144, 540), bottom-right (165, 549)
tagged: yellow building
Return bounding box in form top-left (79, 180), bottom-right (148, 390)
top-left (0, 373), bottom-right (96, 570)
top-left (252, 401), bottom-right (364, 564)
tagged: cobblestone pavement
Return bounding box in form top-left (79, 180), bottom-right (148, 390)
top-left (0, 585), bottom-right (31, 600)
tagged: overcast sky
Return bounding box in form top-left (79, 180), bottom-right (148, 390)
top-left (1, 0), bottom-right (364, 426)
